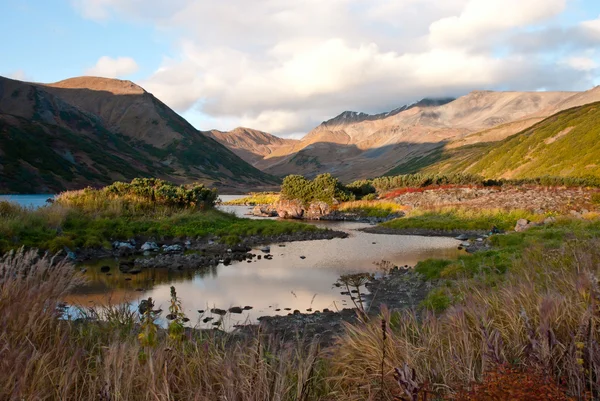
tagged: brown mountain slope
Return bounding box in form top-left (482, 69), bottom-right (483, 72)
top-left (0, 75), bottom-right (277, 193)
top-left (206, 127), bottom-right (298, 167)
top-left (209, 89), bottom-right (599, 181)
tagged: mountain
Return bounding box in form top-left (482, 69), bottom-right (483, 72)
top-left (209, 89), bottom-right (600, 181)
top-left (0, 76), bottom-right (278, 193)
top-left (392, 101), bottom-right (600, 179)
top-left (206, 127), bottom-right (299, 169)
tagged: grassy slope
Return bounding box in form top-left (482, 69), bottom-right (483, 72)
top-left (0, 77), bottom-right (278, 193)
top-left (385, 102), bottom-right (600, 178)
top-left (0, 202), bottom-right (318, 253)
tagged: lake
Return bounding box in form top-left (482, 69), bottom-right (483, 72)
top-left (3, 193), bottom-right (462, 328)
top-left (67, 199), bottom-right (461, 329)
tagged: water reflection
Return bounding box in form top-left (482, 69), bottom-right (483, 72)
top-left (71, 211), bottom-right (462, 328)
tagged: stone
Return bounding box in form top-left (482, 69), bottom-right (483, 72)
top-left (210, 308), bottom-right (227, 316)
top-left (140, 241), bottom-right (159, 252)
top-left (162, 244), bottom-right (183, 253)
top-left (202, 317), bottom-right (214, 323)
top-left (260, 246), bottom-right (271, 253)
top-left (300, 256), bottom-right (306, 259)
top-left (515, 218), bottom-right (531, 232)
top-left (251, 204), bottom-right (278, 217)
top-left (113, 241), bottom-right (135, 250)
top-left (455, 234), bottom-right (469, 241)
top-left (544, 216), bottom-right (557, 225)
top-left (243, 306), bottom-right (253, 310)
top-left (305, 201), bottom-right (331, 220)
top-left (228, 306), bottom-right (243, 314)
top-left (100, 265), bottom-right (110, 273)
top-left (275, 199), bottom-right (304, 219)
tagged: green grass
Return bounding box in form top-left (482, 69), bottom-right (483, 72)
top-left (337, 200), bottom-right (405, 218)
top-left (0, 205), bottom-right (319, 252)
top-left (223, 192), bottom-right (280, 206)
top-left (381, 207), bottom-right (539, 231)
top-left (415, 218), bottom-right (600, 306)
top-left (385, 101), bottom-right (600, 180)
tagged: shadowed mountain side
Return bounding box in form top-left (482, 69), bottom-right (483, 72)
top-left (0, 75), bottom-right (279, 193)
top-left (209, 89), bottom-right (600, 181)
top-left (385, 101), bottom-right (600, 179)
top-left (244, 140), bottom-right (450, 181)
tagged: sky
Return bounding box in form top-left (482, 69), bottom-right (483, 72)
top-left (1, 0), bottom-right (600, 138)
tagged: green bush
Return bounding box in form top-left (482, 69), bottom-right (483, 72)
top-left (281, 173), bottom-right (354, 205)
top-left (346, 180), bottom-right (376, 199)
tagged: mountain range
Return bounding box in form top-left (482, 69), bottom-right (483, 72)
top-left (211, 88), bottom-right (600, 181)
top-left (0, 76), bottom-right (277, 193)
top-left (2, 74), bottom-right (599, 194)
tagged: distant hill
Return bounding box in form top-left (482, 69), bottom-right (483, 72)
top-left (0, 76), bottom-right (278, 193)
top-left (206, 127), bottom-right (298, 169)
top-left (390, 101), bottom-right (600, 179)
top-left (208, 89), bottom-right (600, 181)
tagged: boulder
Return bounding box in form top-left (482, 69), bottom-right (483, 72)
top-left (515, 219), bottom-right (541, 232)
top-left (305, 201), bottom-right (331, 220)
top-left (162, 244), bottom-right (183, 253)
top-left (228, 306), bottom-right (243, 314)
top-left (140, 241), bottom-right (159, 252)
top-left (113, 241), bottom-right (135, 250)
top-left (515, 219), bottom-right (530, 232)
top-left (275, 199), bottom-right (304, 219)
top-left (251, 205), bottom-right (278, 217)
top-left (210, 308), bottom-right (227, 316)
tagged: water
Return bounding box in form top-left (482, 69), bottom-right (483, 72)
top-left (0, 194), bottom-right (55, 209)
top-left (68, 200), bottom-right (462, 329)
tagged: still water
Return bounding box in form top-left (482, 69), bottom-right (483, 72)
top-left (2, 193), bottom-right (462, 327)
top-left (0, 194), bottom-right (54, 209)
top-left (68, 196), bottom-right (461, 328)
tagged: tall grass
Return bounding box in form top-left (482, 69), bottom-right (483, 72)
top-left (0, 248), bottom-right (330, 400)
top-left (328, 238), bottom-right (600, 400)
top-left (223, 192), bottom-right (280, 206)
top-left (337, 200), bottom-right (407, 218)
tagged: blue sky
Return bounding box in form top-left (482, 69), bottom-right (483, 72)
top-left (1, 0), bottom-right (599, 136)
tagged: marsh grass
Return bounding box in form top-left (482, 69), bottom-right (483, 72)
top-left (328, 236), bottom-right (600, 400)
top-left (3, 225), bottom-right (600, 399)
top-left (382, 207), bottom-right (541, 231)
top-left (0, 190), bottom-right (319, 253)
top-left (0, 249), bottom-right (330, 400)
top-left (337, 200), bottom-right (407, 218)
top-left (223, 192), bottom-right (280, 206)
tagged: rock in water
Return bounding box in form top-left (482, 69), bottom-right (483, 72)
top-left (141, 241), bottom-right (159, 252)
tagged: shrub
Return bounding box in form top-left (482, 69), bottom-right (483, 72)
top-left (281, 173), bottom-right (354, 205)
top-left (346, 180), bottom-right (377, 199)
top-left (57, 178), bottom-right (218, 213)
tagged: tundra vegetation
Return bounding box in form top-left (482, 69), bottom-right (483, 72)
top-left (2, 219), bottom-right (600, 399)
top-left (3, 174), bottom-right (600, 400)
top-left (0, 178), bottom-right (319, 253)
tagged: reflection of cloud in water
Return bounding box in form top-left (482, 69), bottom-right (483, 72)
top-left (73, 209), bottom-right (463, 327)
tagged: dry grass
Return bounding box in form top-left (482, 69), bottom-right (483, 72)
top-left (337, 200), bottom-right (407, 218)
top-left (0, 248), bottom-right (328, 401)
top-left (327, 239), bottom-right (600, 400)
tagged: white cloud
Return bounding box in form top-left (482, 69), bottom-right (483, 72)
top-left (73, 0), bottom-right (600, 135)
top-left (564, 56), bottom-right (597, 71)
top-left (85, 56), bottom-right (139, 78)
top-left (429, 0), bottom-right (567, 48)
top-left (6, 70), bottom-right (29, 81)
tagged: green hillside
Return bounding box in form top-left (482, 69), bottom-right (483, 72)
top-left (0, 76), bottom-right (278, 193)
top-left (386, 101), bottom-right (600, 179)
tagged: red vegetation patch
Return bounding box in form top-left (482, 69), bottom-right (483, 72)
top-left (450, 365), bottom-right (580, 401)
